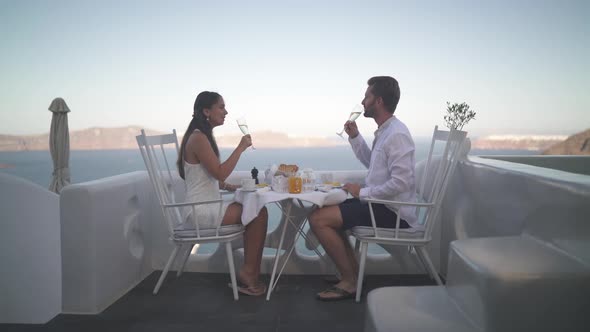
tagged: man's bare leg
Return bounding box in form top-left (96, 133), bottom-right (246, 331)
top-left (309, 205), bottom-right (357, 298)
top-left (341, 230), bottom-right (359, 274)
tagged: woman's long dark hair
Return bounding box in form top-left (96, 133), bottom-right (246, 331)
top-left (177, 91), bottom-right (222, 179)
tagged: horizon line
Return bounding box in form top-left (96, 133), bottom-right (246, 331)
top-left (1, 125), bottom-right (584, 139)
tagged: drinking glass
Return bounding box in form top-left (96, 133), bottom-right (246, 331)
top-left (336, 104), bottom-right (364, 138)
top-left (236, 117), bottom-right (256, 150)
top-left (320, 173), bottom-right (334, 185)
top-left (288, 173), bottom-right (302, 194)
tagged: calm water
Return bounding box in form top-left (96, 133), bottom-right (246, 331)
top-left (0, 141), bottom-right (536, 188)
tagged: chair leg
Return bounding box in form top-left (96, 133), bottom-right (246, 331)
top-left (177, 244), bottom-right (194, 277)
top-left (412, 245), bottom-right (427, 271)
top-left (266, 207), bottom-right (291, 301)
top-left (225, 242), bottom-right (239, 300)
top-left (355, 241), bottom-right (368, 303)
top-left (416, 246), bottom-right (443, 285)
top-left (354, 238), bottom-right (360, 259)
top-left (153, 245), bottom-right (180, 295)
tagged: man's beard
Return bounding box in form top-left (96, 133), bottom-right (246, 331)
top-left (363, 103), bottom-right (375, 118)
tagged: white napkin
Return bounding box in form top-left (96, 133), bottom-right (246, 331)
top-left (323, 189), bottom-right (348, 206)
top-left (257, 187), bottom-right (271, 194)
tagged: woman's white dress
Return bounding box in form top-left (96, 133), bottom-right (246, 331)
top-left (181, 160), bottom-right (229, 230)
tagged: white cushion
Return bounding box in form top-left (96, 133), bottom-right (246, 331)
top-left (447, 236), bottom-right (590, 331)
top-left (365, 286), bottom-right (478, 332)
top-left (173, 224), bottom-right (244, 238)
top-left (352, 226), bottom-right (425, 239)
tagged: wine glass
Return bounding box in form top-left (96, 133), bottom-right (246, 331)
top-left (336, 104), bottom-right (364, 138)
top-left (236, 117), bottom-right (256, 150)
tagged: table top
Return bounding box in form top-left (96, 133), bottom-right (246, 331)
top-left (234, 188), bottom-right (348, 225)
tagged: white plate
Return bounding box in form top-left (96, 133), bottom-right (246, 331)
top-left (317, 185), bottom-right (345, 192)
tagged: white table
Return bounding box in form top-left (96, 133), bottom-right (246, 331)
top-left (234, 187), bottom-right (348, 300)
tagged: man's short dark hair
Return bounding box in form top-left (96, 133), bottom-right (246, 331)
top-left (367, 76), bottom-right (400, 113)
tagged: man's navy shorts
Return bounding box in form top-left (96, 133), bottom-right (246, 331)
top-left (338, 198), bottom-right (410, 230)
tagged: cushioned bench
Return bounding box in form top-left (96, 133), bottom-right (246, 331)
top-left (447, 235), bottom-right (589, 332)
top-left (364, 167), bottom-right (590, 332)
top-left (365, 234), bottom-right (590, 332)
top-left (365, 286), bottom-right (478, 332)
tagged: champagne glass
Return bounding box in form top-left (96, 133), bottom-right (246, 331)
top-left (236, 117), bottom-right (256, 150)
top-left (336, 104), bottom-right (364, 138)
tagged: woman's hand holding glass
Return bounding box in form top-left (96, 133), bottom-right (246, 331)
top-left (238, 134), bottom-right (252, 152)
top-left (236, 117), bottom-right (256, 150)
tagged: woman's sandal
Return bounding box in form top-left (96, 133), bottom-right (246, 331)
top-left (228, 281), bottom-right (267, 296)
top-left (316, 285), bottom-right (356, 302)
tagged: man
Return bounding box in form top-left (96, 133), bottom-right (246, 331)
top-left (309, 76), bottom-right (417, 301)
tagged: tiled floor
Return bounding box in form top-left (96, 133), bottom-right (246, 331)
top-left (3, 272), bottom-right (434, 332)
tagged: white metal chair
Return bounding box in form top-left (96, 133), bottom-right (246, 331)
top-left (351, 126), bottom-right (467, 302)
top-left (136, 129), bottom-right (244, 299)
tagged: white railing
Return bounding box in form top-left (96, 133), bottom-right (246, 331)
top-left (438, 156), bottom-right (590, 275)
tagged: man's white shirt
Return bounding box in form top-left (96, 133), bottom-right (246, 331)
top-left (348, 116), bottom-right (418, 227)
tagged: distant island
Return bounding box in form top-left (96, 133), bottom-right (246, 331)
top-left (471, 135), bottom-right (568, 151)
top-left (541, 128), bottom-right (590, 155)
top-left (0, 126), bottom-right (588, 155)
top-left (471, 129), bottom-right (590, 155)
top-left (0, 126), bottom-right (345, 151)
top-left (0, 126), bottom-right (163, 151)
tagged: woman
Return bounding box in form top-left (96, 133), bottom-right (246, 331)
top-left (177, 91), bottom-right (268, 296)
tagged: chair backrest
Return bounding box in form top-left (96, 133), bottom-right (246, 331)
top-left (419, 126), bottom-right (448, 202)
top-left (419, 126), bottom-right (467, 237)
top-left (136, 129), bottom-right (182, 234)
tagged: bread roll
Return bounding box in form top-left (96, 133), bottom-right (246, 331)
top-left (278, 164), bottom-right (299, 174)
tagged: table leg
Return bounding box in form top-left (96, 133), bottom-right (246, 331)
top-left (289, 201), bottom-right (332, 268)
top-left (266, 201), bottom-right (292, 300)
top-left (266, 200), bottom-right (335, 300)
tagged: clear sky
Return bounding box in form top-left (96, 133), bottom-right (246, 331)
top-left (0, 0), bottom-right (588, 139)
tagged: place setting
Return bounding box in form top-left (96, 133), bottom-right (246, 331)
top-left (316, 173), bottom-right (343, 192)
top-left (238, 178), bottom-right (257, 192)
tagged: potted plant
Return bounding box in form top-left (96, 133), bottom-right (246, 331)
top-left (444, 102), bottom-right (476, 131)
top-left (444, 102), bottom-right (475, 155)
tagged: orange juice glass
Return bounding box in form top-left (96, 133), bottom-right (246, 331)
top-left (288, 176), bottom-right (302, 194)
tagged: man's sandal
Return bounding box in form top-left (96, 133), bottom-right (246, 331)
top-left (227, 281), bottom-right (267, 296)
top-left (316, 285), bottom-right (356, 302)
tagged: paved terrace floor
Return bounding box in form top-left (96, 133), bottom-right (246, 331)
top-left (3, 272), bottom-right (434, 332)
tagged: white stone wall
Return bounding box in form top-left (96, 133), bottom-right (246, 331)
top-left (0, 174), bottom-right (61, 324)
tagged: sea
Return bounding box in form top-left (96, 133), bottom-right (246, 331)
top-left (0, 140), bottom-right (536, 189)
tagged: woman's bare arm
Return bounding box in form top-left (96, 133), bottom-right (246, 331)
top-left (186, 131), bottom-right (251, 181)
